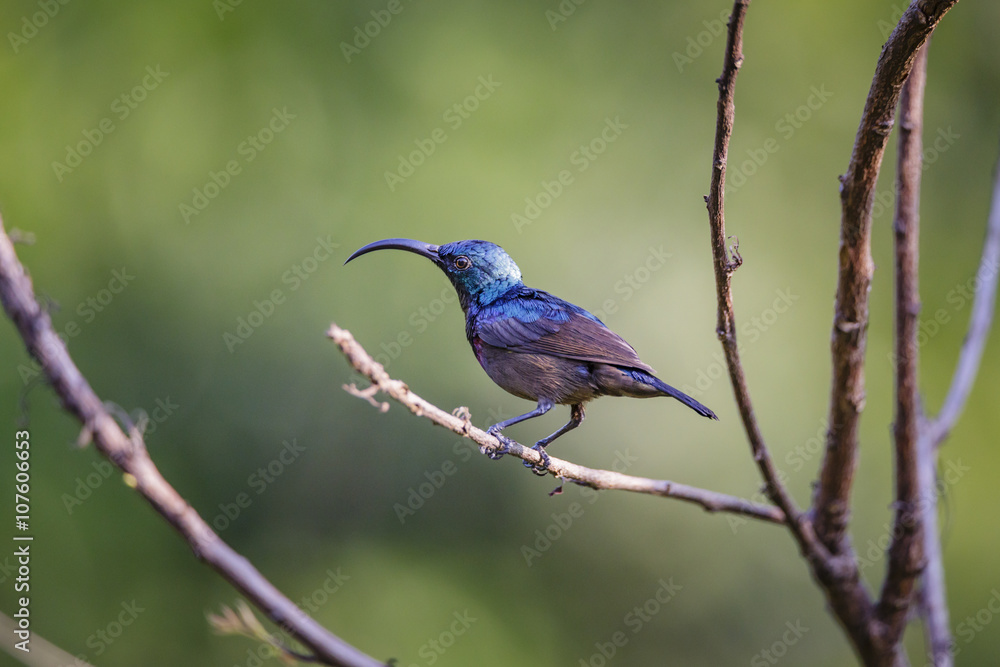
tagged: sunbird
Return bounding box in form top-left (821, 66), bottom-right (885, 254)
top-left (346, 239), bottom-right (716, 473)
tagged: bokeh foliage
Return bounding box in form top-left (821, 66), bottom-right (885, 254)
top-left (1, 1), bottom-right (999, 665)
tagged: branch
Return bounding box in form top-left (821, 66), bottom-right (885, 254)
top-left (326, 323), bottom-right (786, 524)
top-left (813, 0), bottom-right (958, 554)
top-left (917, 431), bottom-right (952, 667)
top-left (703, 0), bottom-right (829, 562)
top-left (0, 216), bottom-right (387, 667)
top-left (918, 143), bottom-right (1000, 667)
top-left (877, 40), bottom-right (929, 646)
top-left (925, 149), bottom-right (1000, 447)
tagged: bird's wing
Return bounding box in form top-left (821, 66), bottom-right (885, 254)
top-left (474, 290), bottom-right (656, 373)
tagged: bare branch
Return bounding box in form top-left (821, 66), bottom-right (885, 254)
top-left (917, 142), bottom-right (1000, 667)
top-left (926, 153), bottom-right (1000, 447)
top-left (327, 323), bottom-right (786, 524)
top-left (0, 216), bottom-right (387, 667)
top-left (917, 431), bottom-right (952, 667)
top-left (878, 40), bottom-right (929, 646)
top-left (703, 0), bottom-right (831, 563)
top-left (813, 0), bottom-right (958, 554)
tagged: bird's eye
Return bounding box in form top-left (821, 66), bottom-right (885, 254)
top-left (454, 256), bottom-right (472, 270)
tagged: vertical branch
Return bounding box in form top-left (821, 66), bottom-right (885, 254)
top-left (917, 431), bottom-right (952, 667)
top-left (704, 0), bottom-right (828, 564)
top-left (877, 41), bottom-right (929, 645)
top-left (812, 0), bottom-right (958, 556)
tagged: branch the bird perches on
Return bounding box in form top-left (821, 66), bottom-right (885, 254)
top-left (327, 323), bottom-right (785, 524)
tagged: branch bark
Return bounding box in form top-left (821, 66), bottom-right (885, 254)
top-left (328, 324), bottom-right (785, 524)
top-left (814, 0), bottom-right (959, 555)
top-left (703, 0), bottom-right (828, 560)
top-left (703, 1), bottom-right (882, 661)
top-left (877, 40), bottom-right (929, 650)
top-left (0, 217), bottom-right (387, 667)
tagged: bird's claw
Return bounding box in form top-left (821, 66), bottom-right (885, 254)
top-left (524, 444), bottom-right (551, 476)
top-left (482, 431), bottom-right (513, 460)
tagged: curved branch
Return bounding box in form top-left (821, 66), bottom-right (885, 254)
top-left (925, 149), bottom-right (1000, 447)
top-left (703, 0), bottom-right (830, 562)
top-left (918, 145), bottom-right (1000, 667)
top-left (814, 0), bottom-right (959, 553)
top-left (327, 324), bottom-right (786, 524)
top-left (0, 217), bottom-right (387, 667)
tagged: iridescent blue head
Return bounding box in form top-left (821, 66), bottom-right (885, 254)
top-left (345, 238), bottom-right (523, 310)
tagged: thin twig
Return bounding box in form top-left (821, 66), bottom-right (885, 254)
top-left (877, 40), bottom-right (929, 647)
top-left (917, 432), bottom-right (952, 667)
top-left (925, 151), bottom-right (1000, 448)
top-left (703, 0), bottom-right (830, 563)
top-left (0, 216), bottom-right (387, 667)
top-left (917, 146), bottom-right (1000, 667)
top-left (327, 323), bottom-right (786, 524)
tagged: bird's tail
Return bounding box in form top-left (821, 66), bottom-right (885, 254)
top-left (639, 372), bottom-right (718, 420)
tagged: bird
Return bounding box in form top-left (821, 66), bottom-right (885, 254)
top-left (345, 238), bottom-right (717, 474)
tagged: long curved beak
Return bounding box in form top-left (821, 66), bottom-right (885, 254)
top-left (344, 238), bottom-right (441, 265)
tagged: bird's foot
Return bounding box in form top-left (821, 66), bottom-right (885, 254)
top-left (523, 444), bottom-right (551, 476)
top-left (482, 430), bottom-right (513, 460)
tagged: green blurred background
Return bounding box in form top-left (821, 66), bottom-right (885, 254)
top-left (1, 1), bottom-right (998, 665)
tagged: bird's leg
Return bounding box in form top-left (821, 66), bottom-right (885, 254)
top-left (485, 400), bottom-right (554, 462)
top-left (524, 403), bottom-right (586, 476)
top-left (482, 432), bottom-right (514, 460)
